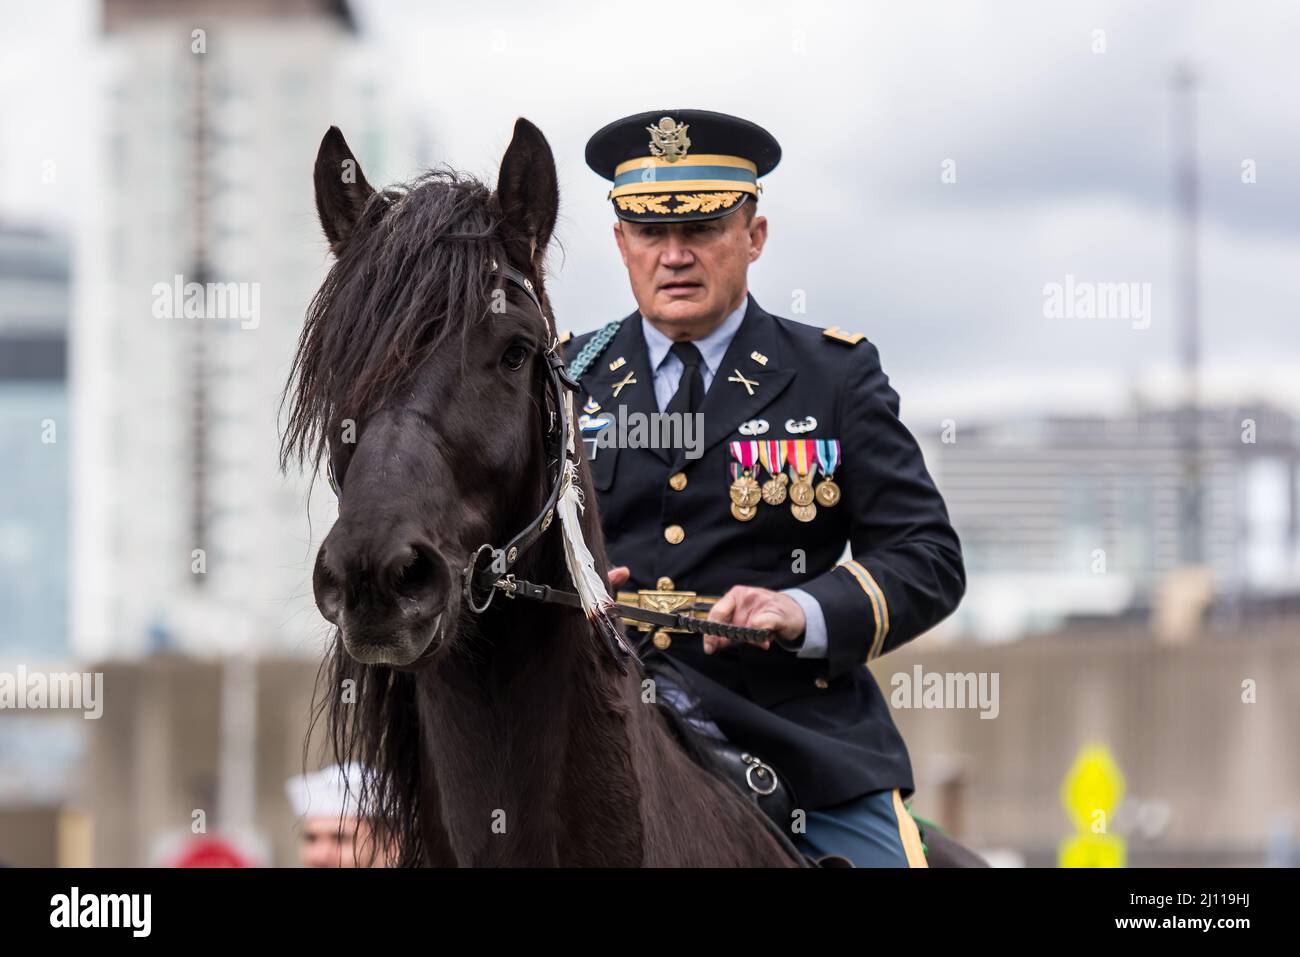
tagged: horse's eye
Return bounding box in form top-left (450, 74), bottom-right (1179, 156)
top-left (501, 342), bottom-right (529, 371)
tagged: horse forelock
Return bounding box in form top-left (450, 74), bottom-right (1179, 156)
top-left (280, 166), bottom-right (521, 477)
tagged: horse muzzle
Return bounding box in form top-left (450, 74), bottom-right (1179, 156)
top-left (314, 529), bottom-right (457, 667)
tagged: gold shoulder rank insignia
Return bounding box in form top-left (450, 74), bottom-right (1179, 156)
top-left (558, 330), bottom-right (573, 345)
top-left (823, 326), bottom-right (865, 346)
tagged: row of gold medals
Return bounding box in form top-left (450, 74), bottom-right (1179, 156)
top-left (730, 460), bottom-right (841, 522)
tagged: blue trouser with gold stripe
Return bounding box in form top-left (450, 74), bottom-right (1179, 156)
top-left (794, 789), bottom-right (929, 868)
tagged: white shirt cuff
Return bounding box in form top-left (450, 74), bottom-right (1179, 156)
top-left (779, 588), bottom-right (829, 658)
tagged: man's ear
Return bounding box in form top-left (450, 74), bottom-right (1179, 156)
top-left (496, 117), bottom-right (559, 266)
top-left (612, 221), bottom-right (630, 268)
top-left (747, 213), bottom-right (768, 263)
top-left (314, 126), bottom-right (375, 254)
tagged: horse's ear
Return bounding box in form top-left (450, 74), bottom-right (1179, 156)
top-left (314, 126), bottom-right (374, 254)
top-left (496, 117), bottom-right (558, 264)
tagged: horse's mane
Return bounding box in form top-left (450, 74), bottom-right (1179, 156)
top-left (308, 639), bottom-right (427, 866)
top-left (279, 168), bottom-right (509, 477)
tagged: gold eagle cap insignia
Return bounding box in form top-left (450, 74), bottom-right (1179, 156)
top-left (646, 117), bottom-right (691, 163)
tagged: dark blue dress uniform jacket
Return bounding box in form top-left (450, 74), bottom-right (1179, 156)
top-left (564, 294), bottom-right (965, 810)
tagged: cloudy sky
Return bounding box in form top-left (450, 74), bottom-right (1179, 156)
top-left (3, 0), bottom-right (1298, 420)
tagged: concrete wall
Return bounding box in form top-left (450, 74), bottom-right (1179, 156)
top-left (53, 617), bottom-right (1300, 867)
top-left (76, 656), bottom-right (321, 867)
top-left (883, 620), bottom-right (1300, 865)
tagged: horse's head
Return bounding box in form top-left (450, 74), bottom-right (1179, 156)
top-left (282, 120), bottom-right (561, 667)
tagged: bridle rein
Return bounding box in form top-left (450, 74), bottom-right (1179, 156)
top-left (326, 261), bottom-right (774, 673)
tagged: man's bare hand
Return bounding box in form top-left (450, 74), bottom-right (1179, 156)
top-left (607, 566), bottom-right (630, 590)
top-left (704, 586), bottom-right (805, 654)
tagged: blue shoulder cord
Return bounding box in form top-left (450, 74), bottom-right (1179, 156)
top-left (566, 318), bottom-right (623, 382)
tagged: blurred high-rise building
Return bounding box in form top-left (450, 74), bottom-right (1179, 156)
top-left (0, 223), bottom-right (71, 658)
top-left (935, 403), bottom-right (1300, 639)
top-left (73, 0), bottom-right (400, 659)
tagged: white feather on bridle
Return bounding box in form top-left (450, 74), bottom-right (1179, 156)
top-left (553, 384), bottom-right (634, 665)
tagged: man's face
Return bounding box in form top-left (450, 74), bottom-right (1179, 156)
top-left (298, 815), bottom-right (387, 868)
top-left (614, 204), bottom-right (767, 338)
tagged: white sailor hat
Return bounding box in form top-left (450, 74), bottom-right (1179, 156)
top-left (284, 762), bottom-right (368, 820)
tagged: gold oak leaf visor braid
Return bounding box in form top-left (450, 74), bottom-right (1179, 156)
top-left (608, 155), bottom-right (756, 222)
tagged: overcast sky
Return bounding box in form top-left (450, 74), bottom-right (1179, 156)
top-left (3, 0), bottom-right (1298, 420)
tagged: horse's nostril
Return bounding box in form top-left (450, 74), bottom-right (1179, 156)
top-left (314, 534), bottom-right (448, 631)
top-left (313, 547), bottom-right (344, 624)
top-left (387, 543), bottom-right (442, 605)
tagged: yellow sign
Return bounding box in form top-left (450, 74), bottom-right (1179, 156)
top-left (1059, 743), bottom-right (1126, 868)
top-left (1059, 833), bottom-right (1126, 868)
top-left (1061, 744), bottom-right (1125, 832)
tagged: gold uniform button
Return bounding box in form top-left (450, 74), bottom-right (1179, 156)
top-left (669, 472), bottom-right (688, 491)
top-left (814, 677), bottom-right (829, 690)
top-left (664, 525), bottom-right (685, 545)
top-left (656, 576), bottom-right (675, 591)
top-left (652, 630), bottom-right (672, 650)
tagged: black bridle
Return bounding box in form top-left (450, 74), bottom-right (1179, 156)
top-left (461, 262), bottom-right (579, 612)
top-left (327, 261), bottom-right (774, 671)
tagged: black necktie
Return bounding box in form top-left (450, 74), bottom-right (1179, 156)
top-left (666, 341), bottom-right (705, 416)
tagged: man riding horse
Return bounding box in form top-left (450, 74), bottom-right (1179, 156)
top-left (564, 109), bottom-right (967, 867)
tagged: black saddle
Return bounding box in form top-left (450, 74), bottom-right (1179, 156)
top-left (641, 652), bottom-right (813, 865)
top-left (642, 650), bottom-right (989, 868)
